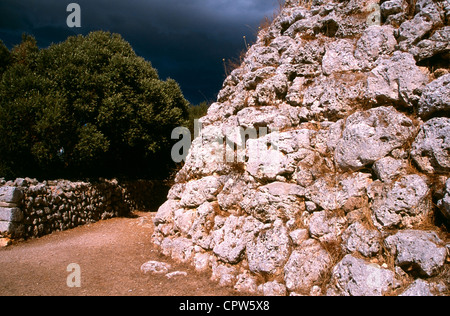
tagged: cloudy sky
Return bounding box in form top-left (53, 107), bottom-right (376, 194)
top-left (0, 0), bottom-right (281, 104)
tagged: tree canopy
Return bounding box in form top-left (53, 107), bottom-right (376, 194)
top-left (0, 31), bottom-right (190, 180)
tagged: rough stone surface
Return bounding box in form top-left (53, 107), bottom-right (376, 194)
top-left (257, 281), bottom-right (287, 297)
top-left (372, 157), bottom-right (407, 183)
top-left (370, 175), bottom-right (431, 229)
top-left (397, 0), bottom-right (443, 51)
top-left (418, 74), bottom-right (450, 119)
top-left (400, 279), bottom-right (434, 296)
top-left (0, 221), bottom-right (24, 238)
top-left (180, 176), bottom-right (224, 208)
top-left (152, 0), bottom-right (450, 296)
top-left (306, 172), bottom-right (371, 211)
top-left (354, 25), bottom-right (397, 70)
top-left (284, 239), bottom-right (332, 293)
top-left (234, 271), bottom-right (258, 294)
top-left (210, 261), bottom-right (238, 288)
top-left (0, 207), bottom-right (23, 223)
top-left (366, 52), bottom-right (429, 107)
top-left (322, 39), bottom-right (360, 75)
top-left (410, 26), bottom-right (450, 62)
top-left (438, 178), bottom-right (450, 222)
top-left (211, 216), bottom-right (263, 264)
top-left (342, 222), bottom-right (381, 257)
top-left (0, 187), bottom-right (23, 204)
top-left (165, 271), bottom-right (188, 279)
top-left (411, 117), bottom-right (450, 174)
top-left (334, 107), bottom-right (416, 171)
top-left (328, 255), bottom-right (398, 296)
top-left (309, 211), bottom-right (347, 243)
top-left (241, 181), bottom-right (305, 223)
top-left (385, 230), bottom-right (446, 277)
top-left (247, 220), bottom-right (291, 274)
top-left (140, 261), bottom-right (172, 275)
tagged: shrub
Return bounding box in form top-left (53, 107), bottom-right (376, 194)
top-left (0, 31), bottom-right (189, 179)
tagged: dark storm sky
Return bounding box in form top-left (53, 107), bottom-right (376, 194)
top-left (0, 0), bottom-right (282, 104)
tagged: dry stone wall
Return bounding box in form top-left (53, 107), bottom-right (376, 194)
top-left (153, 0), bottom-right (450, 296)
top-left (0, 178), bottom-right (165, 239)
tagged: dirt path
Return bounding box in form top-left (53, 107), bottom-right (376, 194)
top-left (0, 212), bottom-right (238, 296)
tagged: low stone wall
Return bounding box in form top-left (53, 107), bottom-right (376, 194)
top-left (0, 178), bottom-right (167, 240)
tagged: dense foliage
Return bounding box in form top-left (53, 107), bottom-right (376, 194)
top-left (0, 32), bottom-right (190, 179)
top-left (186, 101), bottom-right (209, 137)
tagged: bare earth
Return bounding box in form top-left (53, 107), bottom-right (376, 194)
top-left (0, 212), bottom-right (238, 296)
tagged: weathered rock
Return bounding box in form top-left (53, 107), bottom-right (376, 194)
top-left (167, 183), bottom-right (186, 200)
top-left (418, 74), bottom-right (450, 119)
top-left (308, 211), bottom-right (347, 243)
top-left (342, 222), bottom-right (381, 257)
top-left (322, 39), bottom-right (360, 75)
top-left (282, 38), bottom-right (324, 77)
top-left (289, 229), bottom-right (309, 246)
top-left (211, 216), bottom-right (263, 264)
top-left (165, 271), bottom-right (188, 279)
top-left (0, 221), bottom-right (24, 238)
top-left (400, 279), bottom-right (434, 296)
top-left (241, 66), bottom-right (277, 91)
top-left (140, 261), bottom-right (171, 275)
top-left (153, 200), bottom-right (179, 236)
top-left (370, 175), bottom-right (431, 229)
top-left (257, 281), bottom-right (287, 297)
top-left (306, 173), bottom-right (372, 211)
top-left (180, 176), bottom-right (224, 208)
top-left (334, 106), bottom-right (416, 171)
top-left (188, 202), bottom-right (215, 249)
top-left (241, 182), bottom-right (305, 223)
top-left (210, 261), bottom-right (238, 287)
top-left (437, 178), bottom-right (450, 221)
top-left (234, 271), bottom-right (258, 294)
top-left (236, 105), bottom-right (298, 131)
top-left (410, 117), bottom-right (450, 173)
top-left (193, 252), bottom-right (211, 272)
top-left (284, 239), bottom-right (332, 293)
top-left (397, 0), bottom-right (443, 50)
top-left (385, 230), bottom-right (446, 277)
top-left (170, 237), bottom-right (195, 263)
top-left (328, 255), bottom-right (398, 296)
top-left (245, 129), bottom-right (315, 181)
top-left (410, 27), bottom-right (450, 62)
top-left (380, 0), bottom-right (405, 18)
top-left (300, 73), bottom-right (367, 121)
top-left (0, 187), bottom-right (23, 204)
top-left (366, 52), bottom-right (429, 107)
top-left (151, 0), bottom-right (450, 296)
top-left (253, 74), bottom-right (288, 106)
top-left (0, 207), bottom-right (23, 222)
top-left (174, 208), bottom-right (196, 236)
top-left (372, 157), bottom-right (407, 183)
top-left (354, 25), bottom-right (397, 70)
top-left (247, 220), bottom-right (291, 274)
top-left (179, 125), bottom-right (229, 179)
top-left (217, 176), bottom-right (253, 213)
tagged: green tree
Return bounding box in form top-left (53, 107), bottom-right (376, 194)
top-left (186, 101), bottom-right (210, 137)
top-left (0, 31), bottom-right (189, 179)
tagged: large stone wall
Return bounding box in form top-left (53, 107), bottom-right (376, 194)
top-left (152, 0), bottom-right (450, 296)
top-left (0, 178), bottom-right (167, 240)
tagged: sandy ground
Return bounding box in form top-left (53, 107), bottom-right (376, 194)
top-left (0, 212), bottom-right (239, 296)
